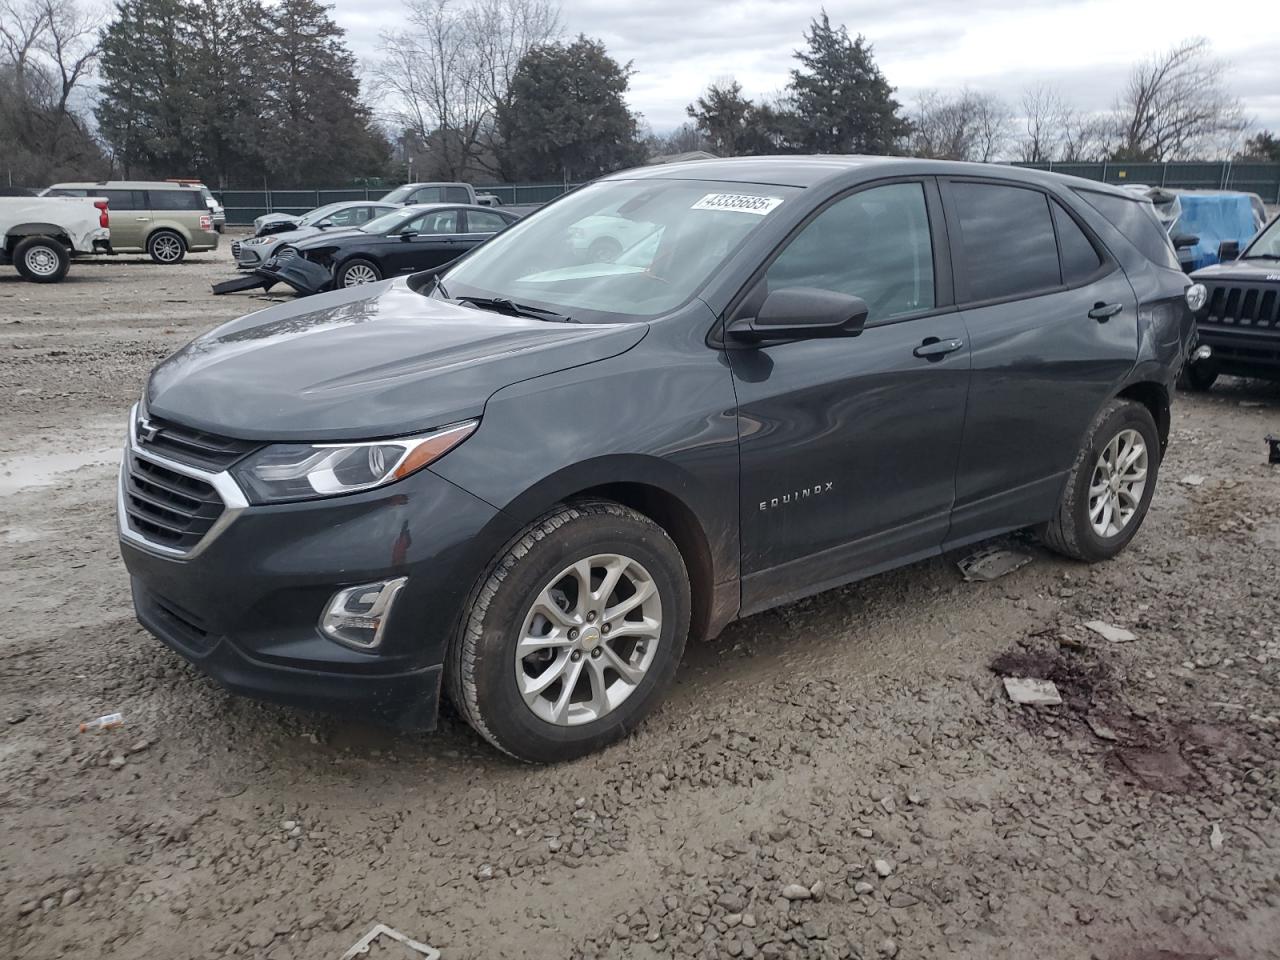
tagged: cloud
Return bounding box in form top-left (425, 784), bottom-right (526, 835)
top-left (335, 0), bottom-right (1280, 134)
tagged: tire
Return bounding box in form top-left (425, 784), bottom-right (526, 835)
top-left (13, 236), bottom-right (70, 283)
top-left (447, 499), bottom-right (690, 763)
top-left (587, 236), bottom-right (622, 263)
top-left (337, 257), bottom-right (382, 287)
top-left (1040, 399), bottom-right (1161, 563)
top-left (147, 230), bottom-right (186, 264)
top-left (1177, 362), bottom-right (1218, 392)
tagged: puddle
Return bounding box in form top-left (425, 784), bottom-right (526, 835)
top-left (0, 447), bottom-right (121, 496)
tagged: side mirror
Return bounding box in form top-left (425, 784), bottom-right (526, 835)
top-left (727, 287), bottom-right (869, 343)
top-left (1172, 233), bottom-right (1199, 250)
top-left (1217, 240), bottom-right (1240, 262)
top-left (398, 231), bottom-right (417, 241)
top-left (316, 219), bottom-right (333, 229)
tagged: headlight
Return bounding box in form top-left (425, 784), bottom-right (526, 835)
top-left (231, 420), bottom-right (477, 504)
top-left (244, 236), bottom-right (273, 245)
top-left (1185, 282), bottom-right (1207, 313)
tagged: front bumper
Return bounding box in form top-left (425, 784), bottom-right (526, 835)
top-left (118, 420), bottom-right (520, 729)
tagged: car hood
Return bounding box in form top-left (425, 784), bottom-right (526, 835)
top-left (290, 228), bottom-right (372, 250)
top-left (252, 226), bottom-right (320, 247)
top-left (1192, 259), bottom-right (1280, 283)
top-left (147, 279), bottom-right (647, 442)
top-left (255, 213), bottom-right (297, 229)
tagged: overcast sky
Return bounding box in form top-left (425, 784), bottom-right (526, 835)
top-left (335, 0), bottom-right (1280, 136)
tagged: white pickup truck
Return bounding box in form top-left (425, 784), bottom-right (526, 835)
top-left (0, 195), bottom-right (112, 283)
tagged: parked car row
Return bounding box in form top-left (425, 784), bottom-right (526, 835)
top-left (214, 202), bottom-right (521, 296)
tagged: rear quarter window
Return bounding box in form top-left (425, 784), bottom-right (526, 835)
top-left (1075, 189), bottom-right (1179, 270)
top-left (443, 186), bottom-right (471, 202)
top-left (149, 190), bottom-right (204, 211)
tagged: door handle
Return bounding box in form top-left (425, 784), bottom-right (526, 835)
top-left (134, 217), bottom-right (150, 221)
top-left (1089, 302), bottom-right (1123, 322)
top-left (913, 337), bottom-right (964, 359)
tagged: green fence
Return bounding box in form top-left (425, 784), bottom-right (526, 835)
top-left (1014, 161), bottom-right (1280, 203)
top-left (212, 183), bottom-right (580, 225)
top-left (213, 163), bottom-right (1280, 226)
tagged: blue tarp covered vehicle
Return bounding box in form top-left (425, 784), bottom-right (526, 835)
top-left (1145, 189), bottom-right (1265, 272)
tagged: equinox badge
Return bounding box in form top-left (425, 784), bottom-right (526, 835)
top-left (759, 482), bottom-right (834, 511)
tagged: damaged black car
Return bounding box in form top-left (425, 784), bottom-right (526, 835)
top-left (213, 203), bottom-right (520, 297)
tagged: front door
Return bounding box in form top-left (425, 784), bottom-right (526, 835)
top-left (388, 208), bottom-right (464, 273)
top-left (728, 179), bottom-right (971, 613)
top-left (939, 178), bottom-right (1140, 545)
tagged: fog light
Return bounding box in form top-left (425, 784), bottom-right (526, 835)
top-left (320, 577), bottom-right (407, 650)
top-left (1185, 282), bottom-right (1207, 312)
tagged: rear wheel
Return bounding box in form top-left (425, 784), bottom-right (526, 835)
top-left (13, 236), bottom-right (69, 283)
top-left (147, 230), bottom-right (186, 264)
top-left (1041, 399), bottom-right (1160, 562)
top-left (337, 257), bottom-right (381, 287)
top-left (448, 500), bottom-right (690, 763)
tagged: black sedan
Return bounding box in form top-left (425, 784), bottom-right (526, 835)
top-left (281, 203), bottom-right (519, 289)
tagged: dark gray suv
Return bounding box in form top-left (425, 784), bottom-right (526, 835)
top-left (118, 157), bottom-right (1198, 762)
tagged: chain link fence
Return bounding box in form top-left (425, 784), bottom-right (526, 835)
top-left (212, 163), bottom-right (1280, 226)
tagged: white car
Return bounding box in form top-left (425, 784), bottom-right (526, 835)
top-left (0, 195), bottom-right (111, 282)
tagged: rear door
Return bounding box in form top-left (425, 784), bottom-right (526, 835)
top-left (102, 189), bottom-right (147, 250)
top-left (460, 208), bottom-right (512, 250)
top-left (941, 178), bottom-right (1138, 547)
top-left (729, 178), bottom-right (971, 612)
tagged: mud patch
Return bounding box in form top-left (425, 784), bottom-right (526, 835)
top-left (1115, 746), bottom-right (1206, 793)
top-left (990, 642), bottom-right (1113, 711)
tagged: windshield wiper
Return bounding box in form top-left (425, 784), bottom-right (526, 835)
top-left (452, 296), bottom-right (575, 323)
top-left (1241, 253), bottom-right (1280, 261)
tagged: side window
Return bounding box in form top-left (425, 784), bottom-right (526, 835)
top-left (950, 182), bottom-right (1060, 302)
top-left (411, 187), bottom-right (442, 203)
top-left (150, 189), bottom-right (204, 211)
top-left (46, 188), bottom-right (88, 197)
top-left (466, 210), bottom-right (509, 234)
top-left (1075, 189), bottom-right (1180, 270)
top-left (354, 206), bottom-right (377, 224)
top-left (326, 207), bottom-right (357, 226)
top-left (765, 182), bottom-right (935, 323)
top-left (443, 186), bottom-right (470, 202)
top-left (100, 190), bottom-right (139, 210)
top-left (1053, 201), bottom-right (1103, 285)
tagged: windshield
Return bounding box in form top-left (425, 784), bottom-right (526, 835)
top-left (298, 203), bottom-right (348, 227)
top-left (380, 185), bottom-right (415, 204)
top-left (439, 179), bottom-right (798, 322)
top-left (1243, 217), bottom-right (1280, 259)
top-left (361, 209), bottom-right (415, 234)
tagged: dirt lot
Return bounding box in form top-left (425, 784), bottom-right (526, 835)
top-left (2, 239), bottom-right (1279, 960)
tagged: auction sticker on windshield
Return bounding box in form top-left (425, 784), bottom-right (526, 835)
top-left (691, 194), bottom-right (784, 216)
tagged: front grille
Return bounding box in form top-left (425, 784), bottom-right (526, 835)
top-left (123, 454), bottom-right (226, 550)
top-left (137, 415), bottom-right (258, 471)
top-left (1201, 281), bottom-right (1280, 330)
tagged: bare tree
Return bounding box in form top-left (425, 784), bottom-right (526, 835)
top-left (0, 0), bottom-right (102, 183)
top-left (1061, 109), bottom-right (1113, 162)
top-left (1113, 37), bottom-right (1246, 161)
top-left (376, 0), bottom-right (559, 181)
top-left (909, 88), bottom-right (1009, 161)
top-left (1018, 84), bottom-right (1069, 162)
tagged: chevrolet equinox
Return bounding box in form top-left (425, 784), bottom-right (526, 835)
top-left (118, 157), bottom-right (1200, 762)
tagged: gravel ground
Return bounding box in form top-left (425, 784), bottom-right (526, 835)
top-left (2, 238), bottom-right (1279, 960)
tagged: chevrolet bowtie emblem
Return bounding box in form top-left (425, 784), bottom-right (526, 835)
top-left (137, 418), bottom-right (160, 443)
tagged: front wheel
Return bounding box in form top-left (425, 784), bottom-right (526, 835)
top-left (1040, 399), bottom-right (1160, 562)
top-left (447, 500), bottom-right (690, 763)
top-left (13, 236), bottom-right (70, 283)
top-left (337, 258), bottom-right (381, 287)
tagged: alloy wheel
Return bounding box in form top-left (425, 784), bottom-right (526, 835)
top-left (1088, 428), bottom-right (1148, 538)
top-left (153, 235), bottom-right (182, 262)
top-left (343, 264), bottom-right (379, 285)
top-left (515, 553), bottom-right (662, 726)
top-left (23, 246), bottom-right (59, 277)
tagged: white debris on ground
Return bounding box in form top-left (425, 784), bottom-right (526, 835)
top-left (1084, 620), bottom-right (1138, 643)
top-left (1002, 677), bottom-right (1063, 706)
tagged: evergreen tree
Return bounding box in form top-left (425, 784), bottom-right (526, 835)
top-left (787, 11), bottom-right (908, 155)
top-left (497, 35), bottom-right (645, 181)
top-left (96, 0), bottom-right (194, 176)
